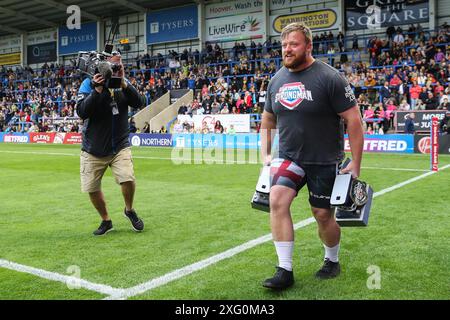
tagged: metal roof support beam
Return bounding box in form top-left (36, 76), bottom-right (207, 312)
top-left (0, 24), bottom-right (25, 35)
top-left (110, 0), bottom-right (146, 13)
top-left (0, 7), bottom-right (58, 28)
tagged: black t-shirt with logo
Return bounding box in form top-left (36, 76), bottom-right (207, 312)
top-left (265, 60), bottom-right (357, 165)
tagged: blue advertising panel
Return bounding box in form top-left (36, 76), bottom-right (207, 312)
top-left (2, 133), bottom-right (29, 143)
top-left (58, 22), bottom-right (97, 55)
top-left (345, 134), bottom-right (414, 153)
top-left (172, 133), bottom-right (260, 150)
top-left (129, 134), bottom-right (173, 147)
top-left (146, 5), bottom-right (198, 44)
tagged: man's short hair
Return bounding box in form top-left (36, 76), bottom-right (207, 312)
top-left (281, 22), bottom-right (312, 44)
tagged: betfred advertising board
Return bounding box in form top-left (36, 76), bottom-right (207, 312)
top-left (3, 133), bottom-right (29, 143)
top-left (344, 134), bottom-right (414, 153)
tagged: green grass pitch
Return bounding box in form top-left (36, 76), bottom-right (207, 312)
top-left (0, 143), bottom-right (449, 300)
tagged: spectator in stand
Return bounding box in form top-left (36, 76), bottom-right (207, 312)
top-left (227, 124), bottom-right (236, 134)
top-left (385, 99), bottom-right (397, 131)
top-left (398, 99), bottom-right (411, 111)
top-left (439, 97), bottom-right (450, 111)
top-left (351, 34), bottom-right (359, 52)
top-left (363, 105), bottom-right (375, 130)
top-left (393, 30), bottom-right (405, 46)
top-left (214, 120), bottom-right (224, 134)
top-left (424, 92), bottom-right (439, 110)
top-left (409, 80), bottom-right (422, 110)
top-left (379, 81), bottom-right (392, 105)
top-left (418, 86), bottom-right (429, 103)
top-left (142, 121), bottom-right (150, 133)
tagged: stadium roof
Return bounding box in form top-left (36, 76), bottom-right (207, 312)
top-left (0, 0), bottom-right (202, 37)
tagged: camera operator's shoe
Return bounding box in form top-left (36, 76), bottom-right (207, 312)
top-left (315, 258), bottom-right (341, 279)
top-left (124, 208), bottom-right (144, 232)
top-left (262, 267), bottom-right (294, 290)
top-left (93, 220), bottom-right (114, 236)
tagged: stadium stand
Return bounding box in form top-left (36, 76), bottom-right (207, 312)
top-left (1, 23), bottom-right (449, 135)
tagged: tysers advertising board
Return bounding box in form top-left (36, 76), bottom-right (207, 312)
top-left (27, 42), bottom-right (57, 64)
top-left (172, 133), bottom-right (260, 149)
top-left (345, 0), bottom-right (429, 31)
top-left (129, 134), bottom-right (173, 147)
top-left (146, 5), bottom-right (198, 44)
top-left (344, 134), bottom-right (414, 153)
top-left (58, 22), bottom-right (98, 55)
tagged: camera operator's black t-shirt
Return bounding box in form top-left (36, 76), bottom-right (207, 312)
top-left (265, 60), bottom-right (357, 165)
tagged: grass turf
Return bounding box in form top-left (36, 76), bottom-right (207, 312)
top-left (0, 143), bottom-right (449, 299)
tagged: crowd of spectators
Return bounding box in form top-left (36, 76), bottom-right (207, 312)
top-left (1, 23), bottom-right (449, 135)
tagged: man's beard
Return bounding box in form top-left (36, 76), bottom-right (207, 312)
top-left (283, 52), bottom-right (307, 69)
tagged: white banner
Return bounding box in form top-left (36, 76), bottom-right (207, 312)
top-left (270, 0), bottom-right (321, 11)
top-left (0, 35), bottom-right (21, 52)
top-left (205, 13), bottom-right (265, 42)
top-left (27, 29), bottom-right (57, 45)
top-left (206, 0), bottom-right (264, 19)
top-left (177, 114), bottom-right (251, 133)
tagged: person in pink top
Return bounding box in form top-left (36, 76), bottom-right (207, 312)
top-left (385, 99), bottom-right (397, 130)
top-left (364, 106), bottom-right (375, 131)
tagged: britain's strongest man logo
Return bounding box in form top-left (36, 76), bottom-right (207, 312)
top-left (275, 82), bottom-right (313, 110)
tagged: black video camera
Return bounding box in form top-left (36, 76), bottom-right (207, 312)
top-left (75, 23), bottom-right (122, 89)
top-left (75, 48), bottom-right (122, 89)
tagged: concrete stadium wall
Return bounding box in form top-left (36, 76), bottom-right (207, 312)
top-left (149, 90), bottom-right (194, 132)
top-left (133, 92), bottom-right (170, 131)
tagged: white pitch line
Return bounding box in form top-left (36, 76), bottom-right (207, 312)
top-left (361, 166), bottom-right (428, 172)
top-left (0, 259), bottom-right (124, 297)
top-left (373, 163), bottom-right (450, 197)
top-left (0, 153), bottom-right (448, 299)
top-left (104, 164), bottom-right (450, 300)
top-left (0, 150), bottom-right (443, 170)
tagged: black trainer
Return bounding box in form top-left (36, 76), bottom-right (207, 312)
top-left (262, 267), bottom-right (294, 290)
top-left (315, 258), bottom-right (341, 279)
top-left (124, 208), bottom-right (144, 232)
top-left (93, 220), bottom-right (114, 236)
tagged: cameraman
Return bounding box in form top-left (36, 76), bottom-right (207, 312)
top-left (76, 51), bottom-right (144, 236)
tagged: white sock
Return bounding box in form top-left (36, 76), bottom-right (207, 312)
top-left (274, 241), bottom-right (294, 271)
top-left (323, 243), bottom-right (340, 262)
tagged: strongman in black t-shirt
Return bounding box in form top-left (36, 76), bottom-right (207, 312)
top-left (260, 22), bottom-right (364, 290)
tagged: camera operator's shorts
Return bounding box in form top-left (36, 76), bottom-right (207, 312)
top-left (80, 147), bottom-right (135, 193)
top-left (270, 158), bottom-right (338, 209)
